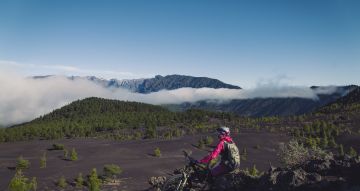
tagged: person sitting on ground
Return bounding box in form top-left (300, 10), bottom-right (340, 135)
top-left (197, 126), bottom-right (240, 177)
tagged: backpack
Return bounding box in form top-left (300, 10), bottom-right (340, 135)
top-left (224, 142), bottom-right (240, 170)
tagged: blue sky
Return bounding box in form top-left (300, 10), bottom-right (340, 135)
top-left (0, 0), bottom-right (359, 88)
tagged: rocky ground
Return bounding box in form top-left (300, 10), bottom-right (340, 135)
top-left (150, 155), bottom-right (360, 191)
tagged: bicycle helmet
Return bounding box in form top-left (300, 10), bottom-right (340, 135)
top-left (216, 126), bottom-right (230, 136)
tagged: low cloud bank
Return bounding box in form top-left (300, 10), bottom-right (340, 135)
top-left (0, 73), bottom-right (340, 126)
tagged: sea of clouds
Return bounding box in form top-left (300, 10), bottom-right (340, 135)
top-left (0, 71), bottom-right (339, 126)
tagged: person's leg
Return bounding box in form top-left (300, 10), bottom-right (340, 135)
top-left (211, 163), bottom-right (230, 177)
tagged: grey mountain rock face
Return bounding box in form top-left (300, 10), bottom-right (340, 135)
top-left (33, 74), bottom-right (240, 93)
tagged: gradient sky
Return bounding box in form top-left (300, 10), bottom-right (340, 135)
top-left (0, 0), bottom-right (359, 88)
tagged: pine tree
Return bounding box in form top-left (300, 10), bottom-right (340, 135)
top-left (8, 170), bottom-right (32, 191)
top-left (321, 136), bottom-right (328, 148)
top-left (16, 156), bottom-right (30, 170)
top-left (88, 168), bottom-right (101, 191)
top-left (70, 148), bottom-right (78, 161)
top-left (154, 147), bottom-right (161, 157)
top-left (329, 137), bottom-right (337, 148)
top-left (40, 152), bottom-right (46, 168)
top-left (63, 149), bottom-right (68, 160)
top-left (57, 176), bottom-right (67, 188)
top-left (75, 173), bottom-right (84, 188)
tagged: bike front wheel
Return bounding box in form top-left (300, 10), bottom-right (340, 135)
top-left (162, 174), bottom-right (187, 191)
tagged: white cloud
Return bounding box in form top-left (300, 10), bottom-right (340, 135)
top-left (0, 69), bottom-right (341, 126)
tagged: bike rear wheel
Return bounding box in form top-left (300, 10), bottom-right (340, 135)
top-left (162, 174), bottom-right (186, 191)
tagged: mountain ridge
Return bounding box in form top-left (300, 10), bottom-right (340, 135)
top-left (33, 74), bottom-right (241, 93)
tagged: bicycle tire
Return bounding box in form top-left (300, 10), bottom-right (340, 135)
top-left (162, 174), bottom-right (185, 191)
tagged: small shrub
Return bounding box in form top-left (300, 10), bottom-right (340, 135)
top-left (8, 170), bottom-right (36, 191)
top-left (57, 176), bottom-right (67, 188)
top-left (339, 144), bottom-right (344, 156)
top-left (329, 137), bottom-right (337, 148)
top-left (75, 173), bottom-right (84, 188)
top-left (154, 147), bottom-right (161, 157)
top-left (63, 149), bottom-right (68, 159)
top-left (241, 147), bottom-right (247, 161)
top-left (309, 146), bottom-right (333, 160)
top-left (40, 152), bottom-right (46, 169)
top-left (70, 148), bottom-right (78, 161)
top-left (52, 144), bottom-right (64, 150)
top-left (88, 168), bottom-right (101, 191)
top-left (321, 137), bottom-right (329, 148)
top-left (278, 140), bottom-right (309, 167)
top-left (249, 164), bottom-right (259, 177)
top-left (103, 164), bottom-right (122, 180)
top-left (16, 156), bottom-right (30, 170)
top-left (349, 147), bottom-right (358, 157)
top-left (254, 144), bottom-right (261, 149)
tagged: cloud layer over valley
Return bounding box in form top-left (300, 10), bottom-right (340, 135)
top-left (0, 72), bottom-right (340, 126)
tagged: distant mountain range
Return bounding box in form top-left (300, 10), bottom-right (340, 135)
top-left (33, 74), bottom-right (359, 117)
top-left (34, 74), bottom-right (241, 93)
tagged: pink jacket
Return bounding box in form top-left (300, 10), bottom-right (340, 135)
top-left (199, 135), bottom-right (233, 163)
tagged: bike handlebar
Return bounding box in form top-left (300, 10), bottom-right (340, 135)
top-left (183, 150), bottom-right (209, 170)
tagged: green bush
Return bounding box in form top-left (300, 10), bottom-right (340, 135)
top-left (70, 148), bottom-right (78, 161)
top-left (57, 176), bottom-right (67, 188)
top-left (278, 140), bottom-right (309, 167)
top-left (249, 164), bottom-right (259, 177)
top-left (75, 173), bottom-right (84, 188)
top-left (103, 164), bottom-right (122, 180)
top-left (16, 156), bottom-right (30, 170)
top-left (88, 168), bottom-right (101, 191)
top-left (309, 146), bottom-right (333, 161)
top-left (349, 147), bottom-right (358, 157)
top-left (154, 147), bottom-right (161, 157)
top-left (329, 137), bottom-right (337, 148)
top-left (63, 149), bottom-right (68, 159)
top-left (52, 143), bottom-right (64, 150)
top-left (8, 170), bottom-right (37, 191)
top-left (243, 164), bottom-right (261, 177)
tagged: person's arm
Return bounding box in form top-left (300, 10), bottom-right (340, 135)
top-left (199, 140), bottom-right (224, 164)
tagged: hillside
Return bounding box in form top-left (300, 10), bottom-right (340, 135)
top-left (317, 87), bottom-right (360, 113)
top-left (0, 97), bottom-right (236, 142)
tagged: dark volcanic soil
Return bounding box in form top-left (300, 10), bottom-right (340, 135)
top-left (0, 129), bottom-right (289, 190)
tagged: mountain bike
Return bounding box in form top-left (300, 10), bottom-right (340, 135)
top-left (162, 151), bottom-right (212, 191)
